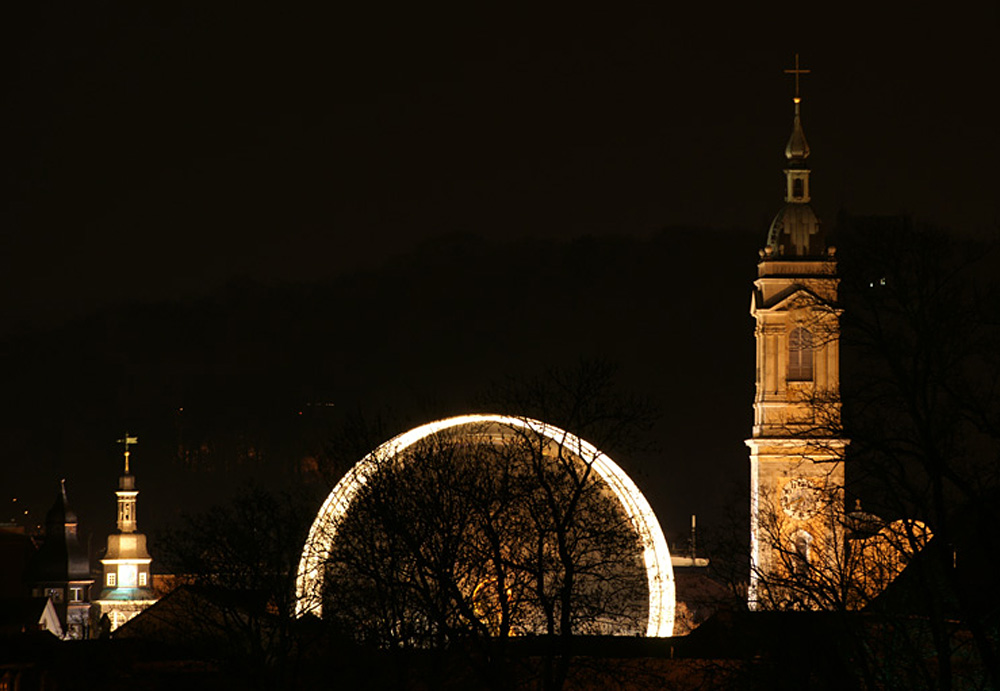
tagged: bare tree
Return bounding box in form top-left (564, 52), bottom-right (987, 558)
top-left (318, 362), bottom-right (655, 691)
top-left (836, 218), bottom-right (1000, 689)
top-left (726, 218), bottom-right (1000, 689)
top-left (151, 485), bottom-right (316, 690)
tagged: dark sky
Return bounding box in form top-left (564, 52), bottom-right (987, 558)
top-left (1, 3), bottom-right (997, 554)
top-left (3, 2), bottom-right (996, 329)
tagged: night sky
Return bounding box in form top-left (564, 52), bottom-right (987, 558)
top-left (1, 3), bottom-right (997, 553)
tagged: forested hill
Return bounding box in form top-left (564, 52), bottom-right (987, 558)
top-left (1, 227), bottom-right (759, 548)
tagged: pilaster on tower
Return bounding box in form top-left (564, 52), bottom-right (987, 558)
top-left (747, 56), bottom-right (849, 610)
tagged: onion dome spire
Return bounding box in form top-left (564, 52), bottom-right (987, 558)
top-left (764, 54), bottom-right (826, 257)
top-left (785, 97), bottom-right (810, 164)
top-left (782, 54), bottom-right (811, 203)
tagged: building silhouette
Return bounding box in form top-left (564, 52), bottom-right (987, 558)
top-left (26, 481), bottom-right (94, 639)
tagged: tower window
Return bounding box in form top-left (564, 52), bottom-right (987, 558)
top-left (107, 572), bottom-right (116, 587)
top-left (792, 178), bottom-right (804, 199)
top-left (119, 564), bottom-right (138, 588)
top-left (788, 327), bottom-right (814, 381)
top-left (792, 530), bottom-right (813, 574)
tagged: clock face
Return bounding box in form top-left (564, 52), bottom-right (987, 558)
top-left (781, 478), bottom-right (824, 520)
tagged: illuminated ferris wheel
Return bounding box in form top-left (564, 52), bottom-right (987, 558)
top-left (295, 414), bottom-right (675, 637)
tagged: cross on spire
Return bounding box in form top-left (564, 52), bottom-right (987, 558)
top-left (117, 434), bottom-right (139, 474)
top-left (784, 53), bottom-right (811, 102)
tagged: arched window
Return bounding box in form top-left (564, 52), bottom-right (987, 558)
top-left (792, 178), bottom-right (804, 199)
top-left (791, 530), bottom-right (813, 574)
top-left (788, 327), bottom-right (813, 381)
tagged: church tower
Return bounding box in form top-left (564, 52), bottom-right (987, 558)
top-left (27, 480), bottom-right (95, 639)
top-left (746, 57), bottom-right (849, 609)
top-left (94, 435), bottom-right (157, 631)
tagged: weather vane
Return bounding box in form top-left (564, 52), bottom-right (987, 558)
top-left (784, 53), bottom-right (810, 102)
top-left (117, 433), bottom-right (139, 474)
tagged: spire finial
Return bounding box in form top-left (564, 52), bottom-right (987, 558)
top-left (117, 433), bottom-right (139, 474)
top-left (784, 53), bottom-right (810, 103)
top-left (782, 54), bottom-right (811, 162)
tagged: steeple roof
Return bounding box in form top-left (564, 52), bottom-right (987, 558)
top-left (784, 98), bottom-right (810, 163)
top-left (115, 434), bottom-right (140, 533)
top-left (763, 55), bottom-right (827, 259)
top-left (99, 435), bottom-right (154, 606)
top-left (28, 480), bottom-right (91, 583)
top-left (46, 479), bottom-right (78, 528)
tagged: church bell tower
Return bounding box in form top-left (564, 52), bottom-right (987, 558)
top-left (746, 57), bottom-right (849, 609)
top-left (94, 434), bottom-right (158, 631)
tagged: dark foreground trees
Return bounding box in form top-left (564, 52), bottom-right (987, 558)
top-left (315, 363), bottom-right (656, 691)
top-left (719, 218), bottom-right (1000, 690)
top-left (146, 363), bottom-right (657, 691)
top-left (836, 217), bottom-right (1000, 689)
top-left (151, 486), bottom-right (317, 690)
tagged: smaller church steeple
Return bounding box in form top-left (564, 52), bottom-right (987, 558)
top-left (96, 433), bottom-right (157, 632)
top-left (27, 479), bottom-right (95, 639)
top-left (116, 434), bottom-right (139, 533)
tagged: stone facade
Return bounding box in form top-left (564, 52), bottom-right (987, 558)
top-left (747, 80), bottom-right (849, 609)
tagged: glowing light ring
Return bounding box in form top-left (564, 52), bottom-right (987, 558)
top-left (295, 414), bottom-right (675, 637)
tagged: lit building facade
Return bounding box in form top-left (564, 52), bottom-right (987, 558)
top-left (746, 58), bottom-right (849, 608)
top-left (94, 436), bottom-right (157, 631)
